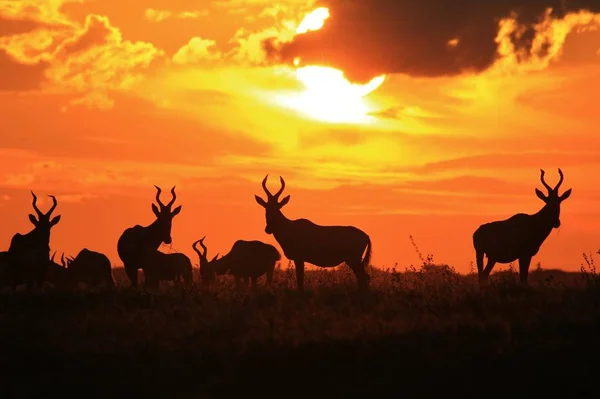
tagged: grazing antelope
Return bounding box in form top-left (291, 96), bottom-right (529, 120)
top-left (5, 192), bottom-right (61, 290)
top-left (62, 248), bottom-right (115, 289)
top-left (473, 168), bottom-right (572, 286)
top-left (142, 250), bottom-right (193, 289)
top-left (193, 236), bottom-right (280, 288)
top-left (117, 185), bottom-right (182, 288)
top-left (45, 252), bottom-right (70, 290)
top-left (254, 175), bottom-right (372, 291)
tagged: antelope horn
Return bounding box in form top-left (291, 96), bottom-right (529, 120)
top-left (50, 251), bottom-right (56, 262)
top-left (539, 169), bottom-right (552, 193)
top-left (153, 185), bottom-right (165, 208)
top-left (211, 253), bottom-right (219, 262)
top-left (46, 195), bottom-right (57, 216)
top-left (273, 176), bottom-right (286, 199)
top-left (198, 236), bottom-right (207, 256)
top-left (165, 186), bottom-right (177, 209)
top-left (31, 191), bottom-right (43, 218)
top-left (60, 253), bottom-right (66, 268)
top-left (261, 174), bottom-right (272, 198)
top-left (192, 239), bottom-right (203, 256)
top-left (555, 168), bottom-right (564, 192)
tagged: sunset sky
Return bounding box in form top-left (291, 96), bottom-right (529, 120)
top-left (1, 0), bottom-right (600, 273)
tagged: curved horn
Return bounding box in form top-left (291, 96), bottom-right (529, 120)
top-left (60, 253), bottom-right (66, 268)
top-left (273, 176), bottom-right (286, 199)
top-left (198, 236), bottom-right (207, 257)
top-left (555, 168), bottom-right (564, 192)
top-left (165, 186), bottom-right (177, 209)
top-left (31, 191), bottom-right (43, 218)
top-left (50, 251), bottom-right (56, 262)
top-left (153, 185), bottom-right (165, 208)
top-left (539, 169), bottom-right (552, 193)
top-left (46, 195), bottom-right (57, 216)
top-left (261, 174), bottom-right (272, 198)
top-left (211, 253), bottom-right (219, 262)
top-left (192, 238), bottom-right (203, 257)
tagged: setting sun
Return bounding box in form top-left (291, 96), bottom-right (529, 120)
top-left (277, 65), bottom-right (386, 123)
top-left (271, 6), bottom-right (387, 123)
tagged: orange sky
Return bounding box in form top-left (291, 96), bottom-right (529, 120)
top-left (1, 0), bottom-right (599, 273)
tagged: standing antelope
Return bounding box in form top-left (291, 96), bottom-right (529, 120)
top-left (5, 192), bottom-right (61, 290)
top-left (254, 175), bottom-right (372, 291)
top-left (193, 236), bottom-right (280, 288)
top-left (117, 185), bottom-right (181, 288)
top-left (473, 168), bottom-right (572, 286)
top-left (142, 250), bottom-right (193, 289)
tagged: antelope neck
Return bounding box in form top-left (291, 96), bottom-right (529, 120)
top-left (532, 204), bottom-right (557, 234)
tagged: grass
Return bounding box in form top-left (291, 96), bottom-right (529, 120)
top-left (2, 245), bottom-right (600, 398)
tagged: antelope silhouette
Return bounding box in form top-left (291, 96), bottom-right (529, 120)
top-left (6, 192), bottom-right (61, 290)
top-left (45, 252), bottom-right (70, 290)
top-left (254, 175), bottom-right (372, 291)
top-left (473, 168), bottom-right (572, 286)
top-left (193, 236), bottom-right (280, 288)
top-left (117, 185), bottom-right (182, 288)
top-left (62, 249), bottom-right (115, 289)
top-left (142, 250), bottom-right (193, 289)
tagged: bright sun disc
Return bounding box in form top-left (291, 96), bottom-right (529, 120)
top-left (278, 66), bottom-right (386, 124)
top-left (275, 7), bottom-right (386, 124)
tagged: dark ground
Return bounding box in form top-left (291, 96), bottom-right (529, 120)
top-left (1, 264), bottom-right (600, 398)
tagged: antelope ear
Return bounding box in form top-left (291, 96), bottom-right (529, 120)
top-left (50, 215), bottom-right (61, 226)
top-left (171, 205), bottom-right (182, 216)
top-left (535, 189), bottom-right (547, 202)
top-left (278, 195), bottom-right (290, 208)
top-left (151, 203), bottom-right (160, 217)
top-left (28, 214), bottom-right (38, 226)
top-left (254, 195), bottom-right (267, 208)
top-left (560, 188), bottom-right (572, 201)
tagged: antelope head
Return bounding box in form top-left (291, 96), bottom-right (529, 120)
top-left (535, 168), bottom-right (572, 228)
top-left (192, 236), bottom-right (219, 283)
top-left (151, 185), bottom-right (182, 245)
top-left (29, 191), bottom-right (61, 236)
top-left (254, 174), bottom-right (290, 235)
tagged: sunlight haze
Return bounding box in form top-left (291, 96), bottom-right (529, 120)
top-left (1, 0), bottom-right (599, 272)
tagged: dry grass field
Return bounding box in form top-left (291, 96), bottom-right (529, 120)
top-left (1, 248), bottom-right (599, 398)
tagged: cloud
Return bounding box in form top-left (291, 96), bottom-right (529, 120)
top-left (264, 0), bottom-right (600, 83)
top-left (0, 4), bottom-right (164, 108)
top-left (144, 8), bottom-right (209, 23)
top-left (46, 14), bottom-right (164, 101)
top-left (172, 37), bottom-right (222, 65)
top-left (0, 50), bottom-right (49, 91)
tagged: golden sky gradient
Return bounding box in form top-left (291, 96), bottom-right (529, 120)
top-left (1, 0), bottom-right (599, 272)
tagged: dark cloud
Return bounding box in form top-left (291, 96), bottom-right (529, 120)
top-left (264, 0), bottom-right (600, 83)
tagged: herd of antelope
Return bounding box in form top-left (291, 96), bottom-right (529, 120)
top-left (0, 169), bottom-right (573, 292)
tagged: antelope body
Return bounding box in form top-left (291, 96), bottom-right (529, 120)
top-left (142, 250), bottom-right (193, 289)
top-left (473, 169), bottom-right (572, 286)
top-left (117, 186), bottom-right (182, 287)
top-left (62, 249), bottom-right (115, 288)
top-left (193, 237), bottom-right (280, 287)
top-left (254, 175), bottom-right (372, 291)
top-left (4, 192), bottom-right (61, 290)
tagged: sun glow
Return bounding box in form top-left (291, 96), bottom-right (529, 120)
top-left (276, 7), bottom-right (386, 124)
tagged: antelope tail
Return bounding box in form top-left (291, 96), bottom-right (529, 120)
top-left (362, 237), bottom-right (372, 269)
